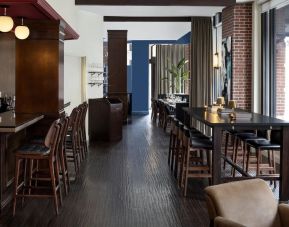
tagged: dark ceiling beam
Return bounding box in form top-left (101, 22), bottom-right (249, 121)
top-left (104, 16), bottom-right (192, 22)
top-left (75, 0), bottom-right (235, 6)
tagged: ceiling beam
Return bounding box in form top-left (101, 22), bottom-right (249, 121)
top-left (75, 0), bottom-right (235, 6)
top-left (104, 16), bottom-right (192, 22)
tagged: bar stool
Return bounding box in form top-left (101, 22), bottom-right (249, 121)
top-left (231, 130), bottom-right (267, 176)
top-left (77, 104), bottom-right (86, 160)
top-left (173, 122), bottom-right (184, 178)
top-left (163, 105), bottom-right (174, 132)
top-left (223, 129), bottom-right (261, 174)
top-left (80, 102), bottom-right (88, 156)
top-left (66, 107), bottom-right (81, 174)
top-left (168, 118), bottom-right (178, 167)
top-left (58, 116), bottom-right (70, 195)
top-left (13, 120), bottom-right (62, 215)
top-left (180, 127), bottom-right (212, 197)
top-left (29, 116), bottom-right (70, 196)
top-left (151, 99), bottom-right (159, 122)
top-left (245, 130), bottom-right (280, 182)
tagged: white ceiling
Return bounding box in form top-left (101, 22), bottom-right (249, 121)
top-left (78, 6), bottom-right (224, 17)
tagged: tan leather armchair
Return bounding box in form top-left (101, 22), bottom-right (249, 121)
top-left (205, 179), bottom-right (289, 227)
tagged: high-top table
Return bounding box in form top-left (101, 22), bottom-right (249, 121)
top-left (183, 107), bottom-right (289, 201)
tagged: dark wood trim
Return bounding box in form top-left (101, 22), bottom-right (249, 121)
top-left (76, 0), bottom-right (235, 6)
top-left (104, 16), bottom-right (192, 22)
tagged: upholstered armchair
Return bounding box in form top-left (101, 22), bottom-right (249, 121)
top-left (205, 179), bottom-right (289, 227)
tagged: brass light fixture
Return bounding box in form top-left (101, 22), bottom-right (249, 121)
top-left (0, 6), bottom-right (14, 32)
top-left (213, 26), bottom-right (220, 69)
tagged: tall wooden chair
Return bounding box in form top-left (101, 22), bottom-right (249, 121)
top-left (13, 120), bottom-right (62, 215)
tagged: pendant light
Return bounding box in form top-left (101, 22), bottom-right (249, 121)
top-left (0, 6), bottom-right (14, 32)
top-left (15, 18), bottom-right (30, 40)
top-left (213, 26), bottom-right (220, 69)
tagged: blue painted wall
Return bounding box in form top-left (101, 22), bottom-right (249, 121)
top-left (176, 32), bottom-right (191, 44)
top-left (130, 33), bottom-right (190, 114)
top-left (130, 40), bottom-right (175, 114)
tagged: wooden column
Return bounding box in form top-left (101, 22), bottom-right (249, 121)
top-left (15, 20), bottom-right (65, 135)
top-left (107, 30), bottom-right (128, 121)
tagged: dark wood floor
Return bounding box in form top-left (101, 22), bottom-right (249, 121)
top-left (0, 115), bottom-right (209, 227)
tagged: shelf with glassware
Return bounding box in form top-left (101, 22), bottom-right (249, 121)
top-left (87, 70), bottom-right (108, 87)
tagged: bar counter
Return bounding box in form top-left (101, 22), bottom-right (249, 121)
top-left (0, 111), bottom-right (44, 132)
top-left (0, 111), bottom-right (44, 211)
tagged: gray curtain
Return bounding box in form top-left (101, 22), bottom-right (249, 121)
top-left (154, 44), bottom-right (187, 98)
top-left (190, 17), bottom-right (213, 134)
top-left (190, 17), bottom-right (213, 107)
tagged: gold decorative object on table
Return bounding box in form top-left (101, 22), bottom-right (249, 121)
top-left (216, 96), bottom-right (225, 106)
top-left (228, 100), bottom-right (237, 109)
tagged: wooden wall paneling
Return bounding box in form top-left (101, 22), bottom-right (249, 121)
top-left (0, 33), bottom-right (16, 96)
top-left (107, 30), bottom-right (128, 121)
top-left (15, 20), bottom-right (64, 116)
top-left (108, 30), bottom-right (128, 93)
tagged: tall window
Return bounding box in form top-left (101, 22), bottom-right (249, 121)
top-left (262, 4), bottom-right (289, 120)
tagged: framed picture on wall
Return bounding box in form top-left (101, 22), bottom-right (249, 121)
top-left (221, 36), bottom-right (232, 104)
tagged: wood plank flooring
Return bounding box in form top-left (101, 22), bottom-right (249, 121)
top-left (0, 115), bottom-right (209, 227)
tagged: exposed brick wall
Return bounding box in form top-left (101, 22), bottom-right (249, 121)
top-left (222, 3), bottom-right (252, 110)
top-left (275, 7), bottom-right (286, 117)
top-left (275, 42), bottom-right (285, 117)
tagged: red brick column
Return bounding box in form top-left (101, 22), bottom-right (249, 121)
top-left (222, 3), bottom-right (253, 110)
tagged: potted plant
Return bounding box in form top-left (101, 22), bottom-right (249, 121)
top-left (164, 57), bottom-right (190, 94)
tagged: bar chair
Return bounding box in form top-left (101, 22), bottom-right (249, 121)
top-left (13, 120), bottom-right (62, 215)
top-left (180, 127), bottom-right (212, 197)
top-left (80, 102), bottom-right (88, 156)
top-left (58, 116), bottom-right (70, 195)
top-left (151, 99), bottom-right (159, 122)
top-left (245, 130), bottom-right (280, 181)
top-left (66, 107), bottom-right (81, 174)
top-left (168, 118), bottom-right (178, 167)
top-left (172, 122), bottom-right (184, 178)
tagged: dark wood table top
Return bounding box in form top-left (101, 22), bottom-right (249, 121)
top-left (0, 111), bottom-right (44, 133)
top-left (183, 107), bottom-right (289, 128)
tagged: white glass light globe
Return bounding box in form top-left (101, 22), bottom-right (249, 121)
top-left (0, 15), bottom-right (14, 32)
top-left (15, 25), bottom-right (30, 40)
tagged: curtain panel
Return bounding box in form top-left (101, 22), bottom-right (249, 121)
top-left (153, 44), bottom-right (187, 99)
top-left (190, 17), bottom-right (213, 108)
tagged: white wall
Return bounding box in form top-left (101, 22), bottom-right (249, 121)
top-left (47, 0), bottom-right (104, 107)
top-left (104, 22), bottom-right (191, 40)
top-left (64, 55), bottom-right (82, 114)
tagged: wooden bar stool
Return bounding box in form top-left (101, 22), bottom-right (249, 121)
top-left (245, 130), bottom-right (280, 183)
top-left (77, 104), bottom-right (86, 160)
top-left (66, 107), bottom-right (81, 174)
top-left (13, 120), bottom-right (62, 216)
top-left (173, 122), bottom-right (184, 178)
top-left (58, 116), bottom-right (70, 195)
top-left (168, 118), bottom-right (178, 167)
top-left (80, 102), bottom-right (88, 156)
top-left (180, 127), bottom-right (212, 197)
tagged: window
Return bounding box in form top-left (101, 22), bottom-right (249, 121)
top-left (262, 3), bottom-right (289, 120)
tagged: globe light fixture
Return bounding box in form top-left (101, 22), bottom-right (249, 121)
top-left (15, 18), bottom-right (30, 40)
top-left (0, 6), bottom-right (14, 32)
